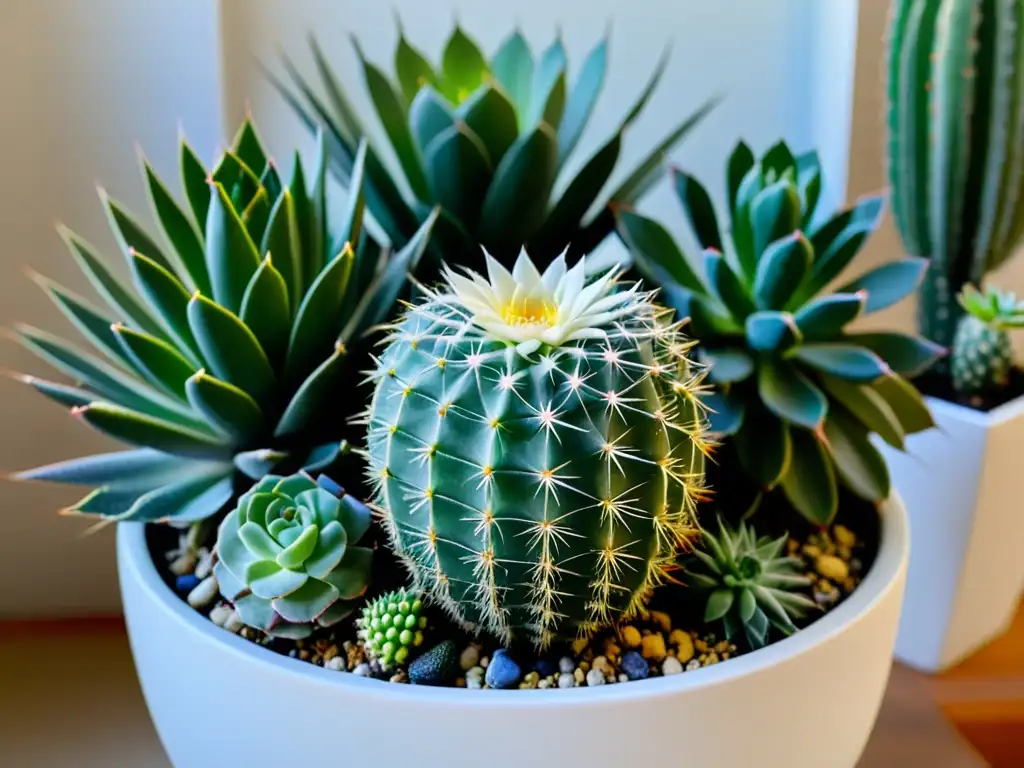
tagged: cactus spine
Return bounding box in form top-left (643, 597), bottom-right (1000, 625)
top-left (887, 0), bottom-right (1024, 354)
top-left (365, 251), bottom-right (710, 649)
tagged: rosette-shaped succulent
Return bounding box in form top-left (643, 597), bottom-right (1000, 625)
top-left (617, 140), bottom-right (942, 525)
top-left (214, 473), bottom-right (374, 638)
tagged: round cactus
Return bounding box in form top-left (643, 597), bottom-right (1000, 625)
top-left (357, 588), bottom-right (427, 668)
top-left (366, 250), bottom-right (710, 649)
top-left (951, 285), bottom-right (1024, 397)
top-left (214, 473), bottom-right (374, 638)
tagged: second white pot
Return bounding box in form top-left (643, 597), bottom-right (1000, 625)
top-left (881, 394), bottom-right (1024, 673)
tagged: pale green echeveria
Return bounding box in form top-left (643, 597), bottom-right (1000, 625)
top-left (214, 473), bottom-right (373, 638)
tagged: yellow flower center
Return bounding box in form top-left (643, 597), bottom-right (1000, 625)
top-left (500, 297), bottom-right (557, 328)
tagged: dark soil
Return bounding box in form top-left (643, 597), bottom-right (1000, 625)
top-left (916, 368), bottom-right (1024, 412)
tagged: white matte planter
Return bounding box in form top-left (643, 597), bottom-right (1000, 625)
top-left (881, 395), bottom-right (1024, 674)
top-left (117, 497), bottom-right (907, 768)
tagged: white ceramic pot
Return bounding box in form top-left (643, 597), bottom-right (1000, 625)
top-left (881, 395), bottom-right (1024, 674)
top-left (118, 496), bottom-right (908, 768)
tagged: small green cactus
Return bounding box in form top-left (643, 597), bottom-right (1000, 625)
top-left (686, 517), bottom-right (816, 650)
top-left (357, 588), bottom-right (427, 668)
top-left (951, 285), bottom-right (1024, 397)
top-left (213, 473), bottom-right (374, 639)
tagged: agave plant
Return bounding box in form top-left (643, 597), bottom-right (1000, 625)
top-left (686, 517), bottom-right (816, 650)
top-left (617, 140), bottom-right (943, 524)
top-left (12, 118), bottom-right (435, 523)
top-left (269, 23), bottom-right (717, 269)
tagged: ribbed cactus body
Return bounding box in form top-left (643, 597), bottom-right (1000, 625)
top-left (888, 0), bottom-right (1024, 351)
top-left (952, 315), bottom-right (1014, 395)
top-left (366, 300), bottom-right (707, 649)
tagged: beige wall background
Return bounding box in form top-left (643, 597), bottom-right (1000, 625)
top-left (1, 0), bottom-right (1016, 616)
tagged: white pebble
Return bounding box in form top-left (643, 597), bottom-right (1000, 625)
top-left (479, 656), bottom-right (489, 669)
top-left (223, 610), bottom-right (243, 634)
top-left (618, 673), bottom-right (629, 683)
top-left (325, 657), bottom-right (346, 671)
top-left (538, 679), bottom-right (552, 689)
top-left (353, 663), bottom-right (371, 677)
top-left (187, 575), bottom-right (218, 608)
top-left (558, 656), bottom-right (575, 674)
top-left (466, 666), bottom-right (485, 682)
top-left (460, 645), bottom-right (480, 671)
top-left (662, 657), bottom-right (684, 676)
top-left (193, 548), bottom-right (214, 580)
top-left (557, 672), bottom-right (575, 689)
top-left (466, 676), bottom-right (484, 690)
top-left (686, 659), bottom-right (701, 672)
top-left (586, 668), bottom-right (606, 686)
top-left (169, 551), bottom-right (197, 576)
top-left (208, 604), bottom-right (232, 628)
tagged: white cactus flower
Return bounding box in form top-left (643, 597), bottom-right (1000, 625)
top-left (441, 249), bottom-right (640, 353)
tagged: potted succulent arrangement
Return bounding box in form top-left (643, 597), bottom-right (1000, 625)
top-left (884, 0), bottom-right (1024, 672)
top-left (11, 24), bottom-right (919, 768)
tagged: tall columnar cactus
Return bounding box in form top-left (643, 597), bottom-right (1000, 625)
top-left (951, 284), bottom-right (1024, 396)
top-left (12, 119), bottom-right (435, 523)
top-left (617, 140), bottom-right (943, 525)
top-left (888, 0), bottom-right (1024, 352)
top-left (365, 251), bottom-right (710, 649)
top-left (269, 23), bottom-right (717, 269)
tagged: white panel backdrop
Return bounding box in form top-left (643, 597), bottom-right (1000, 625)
top-left (0, 0), bottom-right (880, 616)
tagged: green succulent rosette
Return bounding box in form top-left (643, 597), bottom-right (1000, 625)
top-left (214, 473), bottom-right (374, 638)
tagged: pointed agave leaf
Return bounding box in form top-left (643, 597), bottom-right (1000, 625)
top-left (395, 28), bottom-right (436, 105)
top-left (424, 124), bottom-right (492, 227)
top-left (352, 38), bottom-right (428, 200)
top-left (186, 370), bottom-right (265, 441)
top-left (836, 258), bottom-right (929, 314)
top-left (75, 402), bottom-right (226, 458)
top-left (795, 343), bottom-right (889, 383)
top-left (180, 139), bottom-right (212, 232)
top-left (457, 86), bottom-right (519, 166)
top-left (745, 311), bottom-right (801, 353)
top-left (308, 34), bottom-right (366, 144)
top-left (241, 187), bottom-right (271, 246)
top-left (762, 141), bottom-right (797, 181)
top-left (14, 448), bottom-right (206, 486)
top-left (261, 189), bottom-right (302, 310)
top-left (781, 428), bottom-right (838, 525)
top-left (751, 181), bottom-right (801, 259)
top-left (119, 470), bottom-right (233, 523)
top-left (205, 181), bottom-right (262, 313)
top-left (410, 86), bottom-right (456, 156)
top-left (528, 38), bottom-right (567, 128)
top-left (234, 448), bottom-right (288, 480)
top-left (100, 189), bottom-right (176, 276)
top-left (727, 141), bottom-right (756, 212)
top-left (62, 486), bottom-right (145, 518)
top-left (129, 251), bottom-right (203, 366)
top-left (285, 245), bottom-right (354, 384)
top-left (558, 37), bottom-right (607, 165)
top-left (17, 375), bottom-right (93, 409)
top-left (757, 360), bottom-right (827, 430)
top-left (275, 344), bottom-right (348, 439)
top-left (187, 293), bottom-right (276, 405)
top-left (342, 209), bottom-right (439, 340)
top-left (491, 30), bottom-right (534, 115)
top-left (58, 227), bottom-right (166, 340)
top-left (231, 118), bottom-right (268, 175)
top-left (478, 123), bottom-right (558, 257)
top-left (753, 232), bottom-right (812, 310)
top-left (735, 409), bottom-right (790, 489)
top-left (299, 136), bottom-right (327, 285)
top-left (142, 157), bottom-right (211, 295)
top-left (334, 141), bottom-right (368, 257)
top-left (212, 151), bottom-right (261, 213)
top-left (112, 324), bottom-right (196, 400)
top-left (240, 256), bottom-right (291, 368)
top-left (823, 405), bottom-right (890, 502)
top-left (616, 210), bottom-right (704, 293)
top-left (820, 374), bottom-right (905, 449)
top-left (673, 169), bottom-right (723, 250)
top-left (797, 150), bottom-right (823, 227)
top-left (704, 250), bottom-right (755, 319)
top-left (441, 26), bottom-right (489, 102)
top-left (794, 293), bottom-right (866, 340)
top-left (845, 332), bottom-right (945, 378)
top-left (871, 374), bottom-right (935, 434)
top-left (702, 348), bottom-right (755, 384)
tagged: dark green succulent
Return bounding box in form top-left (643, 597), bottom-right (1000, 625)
top-left (214, 472), bottom-right (373, 638)
top-left (687, 517), bottom-right (815, 650)
top-left (617, 140), bottom-right (943, 524)
top-left (12, 118), bottom-right (435, 523)
top-left (269, 23), bottom-right (717, 269)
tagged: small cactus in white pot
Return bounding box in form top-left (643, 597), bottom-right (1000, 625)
top-left (951, 284), bottom-right (1024, 399)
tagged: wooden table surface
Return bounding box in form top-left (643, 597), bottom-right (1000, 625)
top-left (1, 609), bottom-right (1021, 766)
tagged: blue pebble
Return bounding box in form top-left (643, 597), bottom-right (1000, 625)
top-left (533, 657), bottom-right (557, 677)
top-left (621, 651), bottom-right (650, 681)
top-left (175, 574), bottom-right (200, 594)
top-left (485, 649), bottom-right (522, 689)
